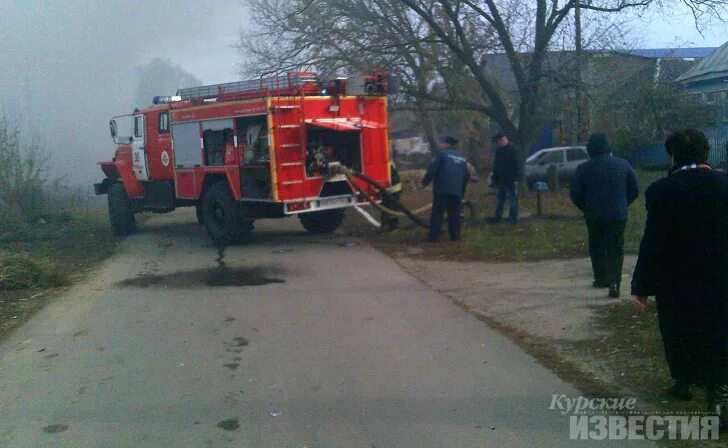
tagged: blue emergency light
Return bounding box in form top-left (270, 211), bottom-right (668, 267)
top-left (152, 95), bottom-right (182, 105)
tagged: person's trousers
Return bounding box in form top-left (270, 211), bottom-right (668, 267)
top-left (494, 185), bottom-right (519, 224)
top-left (586, 219), bottom-right (626, 286)
top-left (429, 194), bottom-right (462, 241)
top-left (380, 192), bottom-right (401, 231)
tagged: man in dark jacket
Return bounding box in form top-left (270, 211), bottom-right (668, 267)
top-left (489, 133), bottom-right (521, 225)
top-left (632, 129), bottom-right (728, 425)
top-left (570, 133), bottom-right (639, 298)
top-left (420, 135), bottom-right (470, 242)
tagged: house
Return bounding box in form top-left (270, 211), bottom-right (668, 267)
top-left (675, 42), bottom-right (728, 167)
top-left (482, 47), bottom-right (716, 151)
top-left (617, 48), bottom-right (715, 83)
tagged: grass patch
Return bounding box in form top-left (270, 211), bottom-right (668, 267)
top-left (568, 302), bottom-right (726, 447)
top-left (346, 169), bottom-right (664, 262)
top-left (0, 206), bottom-right (116, 340)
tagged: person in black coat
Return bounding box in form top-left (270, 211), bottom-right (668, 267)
top-left (488, 133), bottom-right (521, 224)
top-left (570, 133), bottom-right (639, 298)
top-left (632, 129), bottom-right (728, 425)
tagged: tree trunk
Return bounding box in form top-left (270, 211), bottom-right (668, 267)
top-left (418, 105), bottom-right (438, 156)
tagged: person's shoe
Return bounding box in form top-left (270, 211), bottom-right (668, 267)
top-left (608, 283), bottom-right (620, 298)
top-left (592, 281), bottom-right (610, 288)
top-left (668, 381), bottom-right (692, 401)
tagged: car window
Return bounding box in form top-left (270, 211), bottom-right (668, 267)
top-left (567, 147), bottom-right (588, 162)
top-left (540, 150), bottom-right (564, 164)
top-left (526, 152), bottom-right (546, 165)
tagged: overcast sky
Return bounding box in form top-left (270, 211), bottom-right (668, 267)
top-left (0, 0), bottom-right (725, 186)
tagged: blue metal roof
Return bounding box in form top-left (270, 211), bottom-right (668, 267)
top-left (620, 47), bottom-right (717, 59)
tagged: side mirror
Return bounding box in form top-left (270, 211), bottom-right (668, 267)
top-left (109, 119), bottom-right (117, 139)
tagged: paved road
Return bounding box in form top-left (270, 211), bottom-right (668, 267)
top-left (0, 210), bottom-right (649, 447)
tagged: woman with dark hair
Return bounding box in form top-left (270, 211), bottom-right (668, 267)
top-left (632, 129), bottom-right (728, 425)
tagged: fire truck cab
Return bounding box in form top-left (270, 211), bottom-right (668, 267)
top-left (95, 72), bottom-right (393, 245)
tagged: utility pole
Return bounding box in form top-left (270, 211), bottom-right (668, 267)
top-left (574, 1), bottom-right (585, 143)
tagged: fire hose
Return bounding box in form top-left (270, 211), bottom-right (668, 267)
top-left (328, 164), bottom-right (441, 229)
top-left (345, 171), bottom-right (431, 229)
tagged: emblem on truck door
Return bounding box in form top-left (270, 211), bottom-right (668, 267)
top-left (161, 150), bottom-right (170, 167)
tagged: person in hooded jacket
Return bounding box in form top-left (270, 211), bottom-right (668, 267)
top-left (570, 133), bottom-right (639, 298)
top-left (632, 129), bottom-right (728, 426)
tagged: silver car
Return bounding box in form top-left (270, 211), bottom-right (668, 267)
top-left (525, 146), bottom-right (589, 188)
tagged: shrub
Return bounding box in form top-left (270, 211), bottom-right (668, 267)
top-left (0, 115), bottom-right (51, 223)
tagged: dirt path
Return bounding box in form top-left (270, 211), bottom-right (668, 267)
top-left (396, 255), bottom-right (637, 344)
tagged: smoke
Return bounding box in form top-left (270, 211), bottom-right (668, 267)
top-left (0, 0), bottom-right (247, 187)
top-left (134, 59), bottom-right (202, 107)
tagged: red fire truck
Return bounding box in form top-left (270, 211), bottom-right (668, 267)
top-left (95, 72), bottom-right (394, 244)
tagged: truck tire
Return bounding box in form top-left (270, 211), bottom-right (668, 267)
top-left (108, 182), bottom-right (137, 236)
top-left (195, 205), bottom-right (204, 225)
top-left (298, 208), bottom-right (345, 234)
top-left (201, 181), bottom-right (251, 245)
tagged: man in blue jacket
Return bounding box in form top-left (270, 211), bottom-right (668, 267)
top-left (570, 133), bottom-right (639, 298)
top-left (420, 135), bottom-right (470, 242)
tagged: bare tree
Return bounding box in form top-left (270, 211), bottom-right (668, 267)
top-left (240, 0), bottom-right (497, 154)
top-left (240, 0), bottom-right (727, 167)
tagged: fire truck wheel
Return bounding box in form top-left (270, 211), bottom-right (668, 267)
top-left (195, 205), bottom-right (204, 225)
top-left (108, 182), bottom-right (137, 236)
top-left (298, 209), bottom-right (345, 234)
top-left (201, 181), bottom-right (249, 245)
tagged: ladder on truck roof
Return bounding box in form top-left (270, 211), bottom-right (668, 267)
top-left (176, 72), bottom-right (318, 101)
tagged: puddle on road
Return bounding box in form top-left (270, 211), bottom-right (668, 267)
top-left (232, 337), bottom-right (249, 347)
top-left (42, 424), bottom-right (68, 434)
top-left (118, 245), bottom-right (285, 288)
top-left (217, 418), bottom-right (240, 431)
top-left (117, 267), bottom-right (284, 288)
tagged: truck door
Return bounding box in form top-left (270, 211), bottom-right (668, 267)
top-left (132, 114), bottom-right (149, 181)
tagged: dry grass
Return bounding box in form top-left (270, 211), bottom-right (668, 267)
top-left (0, 207), bottom-right (116, 340)
top-left (0, 253), bottom-right (66, 290)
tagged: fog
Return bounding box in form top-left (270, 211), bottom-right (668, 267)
top-left (1, 0), bottom-right (724, 189)
top-left (0, 0), bottom-right (247, 187)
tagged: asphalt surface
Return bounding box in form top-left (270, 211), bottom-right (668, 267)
top-left (0, 210), bottom-right (652, 447)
